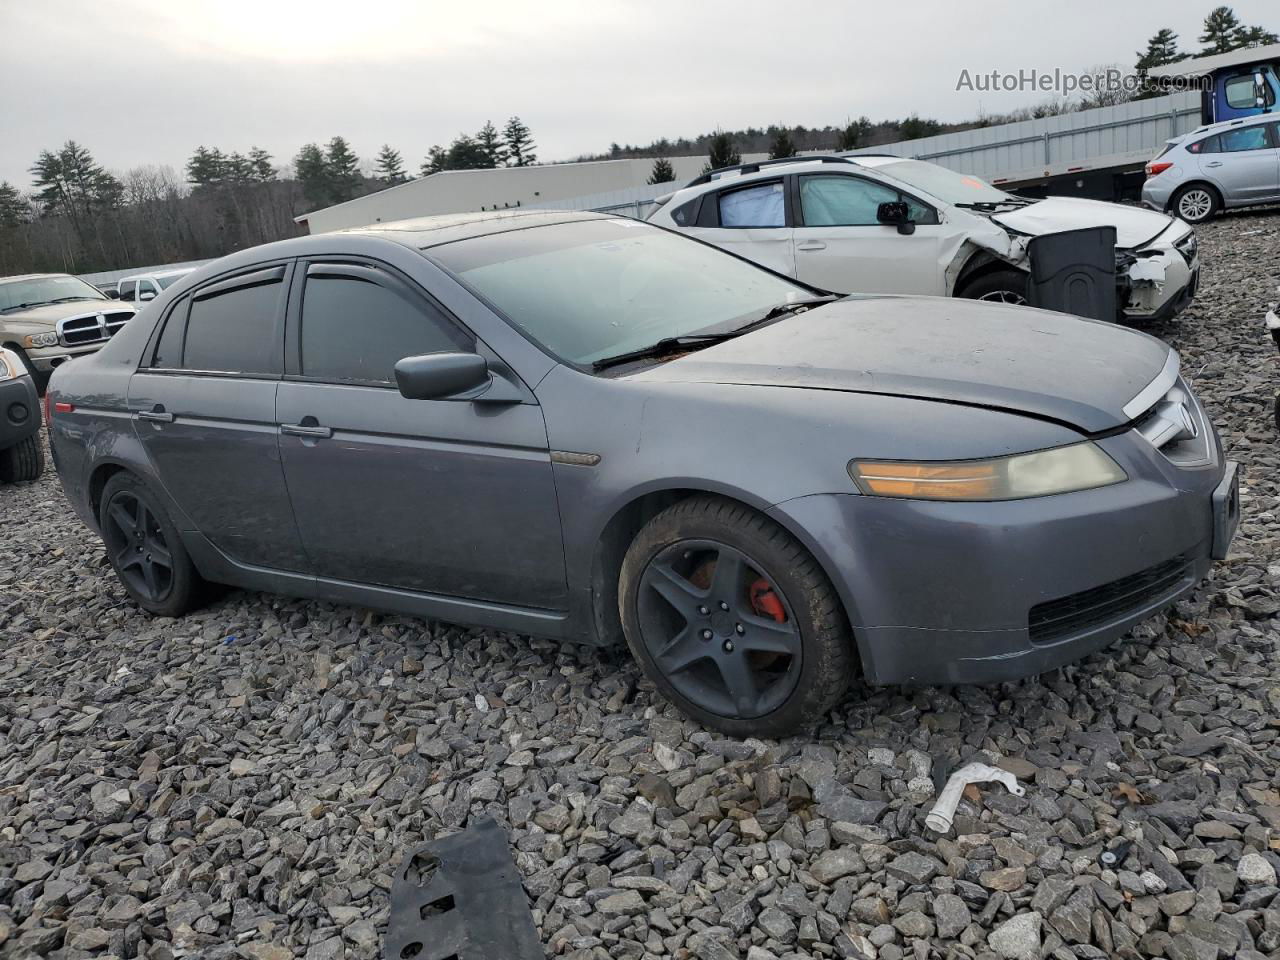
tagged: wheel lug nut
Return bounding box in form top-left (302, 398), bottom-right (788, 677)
top-left (719, 601), bottom-right (729, 611)
top-left (698, 605), bottom-right (708, 615)
top-left (723, 641), bottom-right (735, 653)
top-left (701, 629), bottom-right (713, 640)
top-left (736, 624), bottom-right (745, 634)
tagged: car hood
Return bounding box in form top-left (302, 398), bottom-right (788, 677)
top-left (0, 300), bottom-right (131, 328)
top-left (990, 196), bottom-right (1181, 249)
top-left (627, 296), bottom-right (1172, 433)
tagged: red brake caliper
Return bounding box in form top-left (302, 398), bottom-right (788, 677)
top-left (749, 578), bottom-right (786, 622)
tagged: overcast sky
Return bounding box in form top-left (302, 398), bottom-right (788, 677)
top-left (1, 0), bottom-right (1274, 187)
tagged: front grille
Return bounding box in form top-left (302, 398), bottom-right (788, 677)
top-left (58, 310), bottom-right (132, 346)
top-left (1028, 555), bottom-right (1193, 645)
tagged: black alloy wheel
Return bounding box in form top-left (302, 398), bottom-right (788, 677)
top-left (102, 489), bottom-right (174, 603)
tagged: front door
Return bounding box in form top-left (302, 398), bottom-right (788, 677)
top-left (790, 173), bottom-right (949, 295)
top-left (275, 260), bottom-right (567, 609)
top-left (130, 262), bottom-right (309, 571)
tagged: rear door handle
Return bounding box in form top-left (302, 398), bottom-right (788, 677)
top-left (796, 241), bottom-right (827, 251)
top-left (281, 422), bottom-right (332, 439)
top-left (1203, 161), bottom-right (1223, 168)
top-left (138, 406), bottom-right (174, 423)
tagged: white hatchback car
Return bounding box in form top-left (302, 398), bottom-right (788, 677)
top-left (648, 156), bottom-right (1200, 322)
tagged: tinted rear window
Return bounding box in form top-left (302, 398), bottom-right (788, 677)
top-left (183, 277), bottom-right (283, 375)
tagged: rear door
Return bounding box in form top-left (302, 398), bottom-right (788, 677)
top-left (1198, 125), bottom-right (1280, 204)
top-left (275, 259), bottom-right (567, 609)
top-left (685, 179), bottom-right (796, 277)
top-left (789, 173), bottom-right (949, 295)
top-left (129, 262), bottom-right (309, 571)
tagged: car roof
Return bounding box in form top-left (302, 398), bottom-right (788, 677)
top-left (1187, 112), bottom-right (1278, 138)
top-left (0, 272), bottom-right (73, 285)
top-left (345, 208), bottom-right (613, 250)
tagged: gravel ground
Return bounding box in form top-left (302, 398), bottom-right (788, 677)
top-left (2, 210), bottom-right (1279, 960)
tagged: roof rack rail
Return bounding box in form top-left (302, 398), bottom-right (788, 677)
top-left (683, 154), bottom-right (853, 188)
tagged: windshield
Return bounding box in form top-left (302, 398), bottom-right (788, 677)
top-left (0, 275), bottom-right (106, 311)
top-left (431, 219), bottom-right (812, 366)
top-left (873, 159), bottom-right (1016, 205)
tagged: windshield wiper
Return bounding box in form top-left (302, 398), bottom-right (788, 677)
top-left (0, 301), bottom-right (52, 313)
top-left (45, 296), bottom-right (99, 304)
top-left (591, 297), bottom-right (835, 371)
top-left (955, 198), bottom-right (1037, 211)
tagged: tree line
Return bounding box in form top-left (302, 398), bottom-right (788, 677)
top-left (1, 6), bottom-right (1272, 274)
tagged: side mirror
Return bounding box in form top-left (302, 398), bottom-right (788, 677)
top-left (877, 201), bottom-right (916, 235)
top-left (139, 290), bottom-right (156, 301)
top-left (395, 352), bottom-right (489, 400)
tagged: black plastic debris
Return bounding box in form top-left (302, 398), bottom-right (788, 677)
top-left (384, 817), bottom-right (544, 960)
top-left (1027, 226), bottom-right (1117, 323)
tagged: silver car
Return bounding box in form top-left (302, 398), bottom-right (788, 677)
top-left (1143, 113), bottom-right (1280, 223)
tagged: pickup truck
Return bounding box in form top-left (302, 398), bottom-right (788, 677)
top-left (0, 273), bottom-right (136, 391)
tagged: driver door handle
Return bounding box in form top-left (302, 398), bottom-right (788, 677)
top-left (796, 240), bottom-right (827, 251)
top-left (281, 422), bottom-right (332, 439)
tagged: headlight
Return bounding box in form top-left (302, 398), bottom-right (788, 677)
top-left (848, 442), bottom-right (1126, 501)
top-left (22, 331), bottom-right (59, 349)
top-left (0, 347), bottom-right (24, 382)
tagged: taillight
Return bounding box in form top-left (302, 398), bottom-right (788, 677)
top-left (1146, 161), bottom-right (1174, 177)
top-left (43, 390), bottom-right (52, 426)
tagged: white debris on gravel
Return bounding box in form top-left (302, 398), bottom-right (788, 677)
top-left (2, 211), bottom-right (1279, 960)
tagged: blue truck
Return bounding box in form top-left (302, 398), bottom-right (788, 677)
top-left (1149, 42), bottom-right (1280, 124)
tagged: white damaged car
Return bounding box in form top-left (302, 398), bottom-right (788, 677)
top-left (648, 155), bottom-right (1199, 322)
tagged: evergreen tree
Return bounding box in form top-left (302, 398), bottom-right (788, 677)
top-left (248, 147), bottom-right (275, 182)
top-left (325, 136), bottom-right (361, 203)
top-left (835, 117), bottom-right (872, 151)
top-left (768, 128), bottom-right (797, 159)
top-left (1135, 28), bottom-right (1186, 72)
top-left (374, 144), bottom-right (407, 184)
top-left (186, 146), bottom-right (228, 187)
top-left (224, 152), bottom-right (255, 184)
top-left (444, 135), bottom-right (490, 170)
top-left (899, 116), bottom-right (942, 141)
top-left (647, 157), bottom-right (675, 185)
top-left (1234, 24), bottom-right (1279, 46)
top-left (421, 146), bottom-right (448, 176)
top-left (293, 143), bottom-right (330, 208)
top-left (1200, 6), bottom-right (1243, 53)
top-left (703, 132), bottom-right (741, 174)
top-left (503, 116), bottom-right (536, 166)
top-left (475, 122), bottom-right (508, 168)
top-left (0, 181), bottom-right (26, 227)
top-left (30, 141), bottom-right (119, 216)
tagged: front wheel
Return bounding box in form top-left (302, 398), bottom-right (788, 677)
top-left (959, 269), bottom-right (1029, 306)
top-left (1172, 184), bottom-right (1219, 224)
top-left (0, 434), bottom-right (44, 483)
top-left (619, 496), bottom-right (855, 737)
top-left (100, 472), bottom-right (209, 616)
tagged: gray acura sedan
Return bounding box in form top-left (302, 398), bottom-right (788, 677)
top-left (47, 210), bottom-right (1240, 736)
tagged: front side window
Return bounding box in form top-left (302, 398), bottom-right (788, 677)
top-left (118, 280), bottom-right (137, 302)
top-left (431, 218), bottom-right (811, 367)
top-left (801, 176), bottom-right (903, 226)
top-left (299, 273), bottom-right (466, 384)
top-left (718, 181), bottom-right (785, 227)
top-left (1218, 125), bottom-right (1271, 152)
top-left (183, 274), bottom-right (284, 374)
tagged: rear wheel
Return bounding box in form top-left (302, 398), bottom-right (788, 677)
top-left (0, 434), bottom-right (43, 483)
top-left (100, 472), bottom-right (207, 616)
top-left (959, 269), bottom-right (1029, 306)
top-left (1172, 184), bottom-right (1219, 224)
top-left (619, 496), bottom-right (854, 737)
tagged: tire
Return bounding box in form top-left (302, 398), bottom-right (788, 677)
top-left (10, 348), bottom-right (49, 396)
top-left (99, 472), bottom-right (208, 617)
top-left (1172, 184), bottom-right (1219, 224)
top-left (959, 268), bottom-right (1029, 306)
top-left (0, 433), bottom-right (44, 483)
top-left (618, 495), bottom-right (855, 737)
